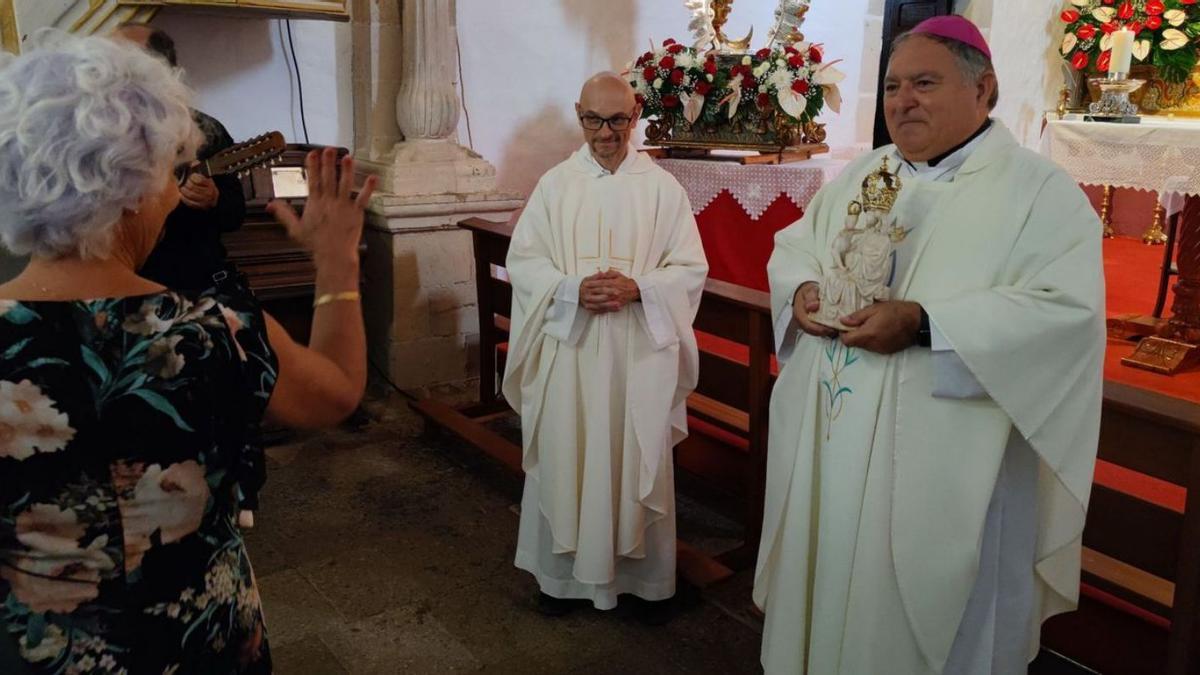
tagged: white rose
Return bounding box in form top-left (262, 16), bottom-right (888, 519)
top-left (742, 55), bottom-right (752, 65)
top-left (707, 73), bottom-right (714, 82)
top-left (654, 78), bottom-right (663, 90)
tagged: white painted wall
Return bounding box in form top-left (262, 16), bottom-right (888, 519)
top-left (150, 2), bottom-right (1063, 197)
top-left (153, 9), bottom-right (354, 149)
top-left (957, 0), bottom-right (1061, 149)
top-left (454, 0), bottom-right (870, 196)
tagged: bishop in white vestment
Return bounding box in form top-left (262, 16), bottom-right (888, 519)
top-left (755, 18), bottom-right (1105, 674)
top-left (502, 73), bottom-right (708, 612)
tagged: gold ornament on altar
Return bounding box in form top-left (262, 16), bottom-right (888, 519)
top-left (711, 0), bottom-right (754, 53)
top-left (637, 0), bottom-right (840, 159)
top-left (811, 158), bottom-right (904, 331)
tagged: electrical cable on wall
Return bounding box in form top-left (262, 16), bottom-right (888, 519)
top-left (275, 21), bottom-right (298, 142)
top-left (454, 24), bottom-right (474, 150)
top-left (286, 19), bottom-right (311, 145)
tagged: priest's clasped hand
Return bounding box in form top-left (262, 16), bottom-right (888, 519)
top-left (839, 300), bottom-right (923, 354)
top-left (580, 270), bottom-right (640, 313)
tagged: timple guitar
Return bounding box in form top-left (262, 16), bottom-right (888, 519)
top-left (175, 130), bottom-right (286, 186)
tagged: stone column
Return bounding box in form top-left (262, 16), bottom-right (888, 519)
top-left (375, 0), bottom-right (499, 196)
top-left (351, 0), bottom-right (405, 160)
top-left (359, 0), bottom-right (522, 398)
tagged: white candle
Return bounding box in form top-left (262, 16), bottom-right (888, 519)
top-left (1110, 28), bottom-right (1135, 75)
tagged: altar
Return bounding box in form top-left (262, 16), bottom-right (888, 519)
top-left (655, 157), bottom-right (847, 291)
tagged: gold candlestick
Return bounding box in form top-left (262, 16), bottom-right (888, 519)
top-left (1144, 200), bottom-right (1169, 245)
top-left (1101, 185), bottom-right (1115, 238)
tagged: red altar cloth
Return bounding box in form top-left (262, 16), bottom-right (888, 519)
top-left (695, 191), bottom-right (804, 292)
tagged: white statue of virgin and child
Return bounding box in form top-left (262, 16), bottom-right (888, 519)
top-left (810, 157), bottom-right (905, 331)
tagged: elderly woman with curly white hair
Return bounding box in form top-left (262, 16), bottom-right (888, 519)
top-left (0, 32), bottom-right (376, 673)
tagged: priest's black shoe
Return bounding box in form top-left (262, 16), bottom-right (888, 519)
top-left (536, 592), bottom-right (577, 617)
top-left (632, 597), bottom-right (674, 626)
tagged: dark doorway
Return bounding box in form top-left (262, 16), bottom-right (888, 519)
top-left (873, 0), bottom-right (955, 148)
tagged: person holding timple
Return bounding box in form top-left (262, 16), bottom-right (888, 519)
top-left (0, 33), bottom-right (375, 672)
top-left (502, 72), bottom-right (708, 623)
top-left (756, 16), bottom-right (1105, 674)
top-left (112, 23), bottom-right (248, 294)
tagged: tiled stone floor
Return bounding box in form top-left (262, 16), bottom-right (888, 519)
top-left (245, 388), bottom-right (763, 674)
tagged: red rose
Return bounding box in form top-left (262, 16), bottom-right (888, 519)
top-left (635, 93), bottom-right (645, 105)
top-left (659, 55), bottom-right (675, 70)
top-left (1128, 21), bottom-right (1142, 34)
top-left (704, 59), bottom-right (717, 75)
top-left (643, 67), bottom-right (657, 82)
top-left (1146, 0), bottom-right (1165, 15)
top-left (1061, 9), bottom-right (1081, 22)
top-left (1100, 21), bottom-right (1118, 34)
top-left (788, 53), bottom-right (806, 68)
top-left (1182, 0), bottom-right (1198, 5)
top-left (1072, 50), bottom-right (1090, 70)
top-left (743, 75), bottom-right (758, 89)
top-left (1118, 1), bottom-right (1134, 20)
top-left (1146, 15), bottom-right (1163, 30)
top-left (663, 38), bottom-right (677, 47)
top-left (668, 43), bottom-right (686, 54)
top-left (661, 94), bottom-right (680, 108)
top-left (1102, 0), bottom-right (1114, 4)
top-left (1098, 50), bottom-right (1112, 72)
top-left (792, 79), bottom-right (810, 94)
top-left (808, 46), bottom-right (823, 63)
top-left (695, 81), bottom-right (712, 95)
top-left (756, 48), bottom-right (773, 60)
top-left (1077, 23), bottom-right (1097, 40)
top-left (670, 68), bottom-right (685, 86)
top-left (757, 92), bottom-right (772, 108)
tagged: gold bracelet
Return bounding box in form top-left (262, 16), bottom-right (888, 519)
top-left (312, 291), bottom-right (361, 308)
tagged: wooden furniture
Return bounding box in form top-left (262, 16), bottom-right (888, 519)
top-left (0, 0), bottom-right (346, 53)
top-left (1042, 380), bottom-right (1200, 674)
top-left (1044, 118), bottom-right (1200, 373)
top-left (156, 0), bottom-right (348, 20)
top-left (223, 143), bottom-right (352, 343)
top-left (1156, 213), bottom-right (1182, 319)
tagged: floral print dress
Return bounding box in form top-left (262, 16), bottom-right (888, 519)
top-left (0, 289), bottom-right (278, 674)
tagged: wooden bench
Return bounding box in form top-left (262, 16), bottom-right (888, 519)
top-left (1042, 381), bottom-right (1200, 674)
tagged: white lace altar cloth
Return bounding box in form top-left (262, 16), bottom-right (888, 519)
top-left (655, 157), bottom-right (846, 218)
top-left (1041, 116), bottom-right (1200, 198)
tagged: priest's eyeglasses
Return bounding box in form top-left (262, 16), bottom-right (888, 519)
top-left (579, 112), bottom-right (636, 131)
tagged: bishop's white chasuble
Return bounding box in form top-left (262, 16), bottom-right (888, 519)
top-left (502, 145), bottom-right (708, 609)
top-left (756, 123), bottom-right (1105, 674)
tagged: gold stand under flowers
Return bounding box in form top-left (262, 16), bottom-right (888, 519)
top-left (645, 110), bottom-right (828, 163)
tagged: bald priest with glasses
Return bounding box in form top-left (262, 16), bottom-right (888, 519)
top-left (502, 72), bottom-right (708, 623)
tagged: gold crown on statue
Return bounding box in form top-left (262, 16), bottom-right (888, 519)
top-left (860, 157), bottom-right (902, 213)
